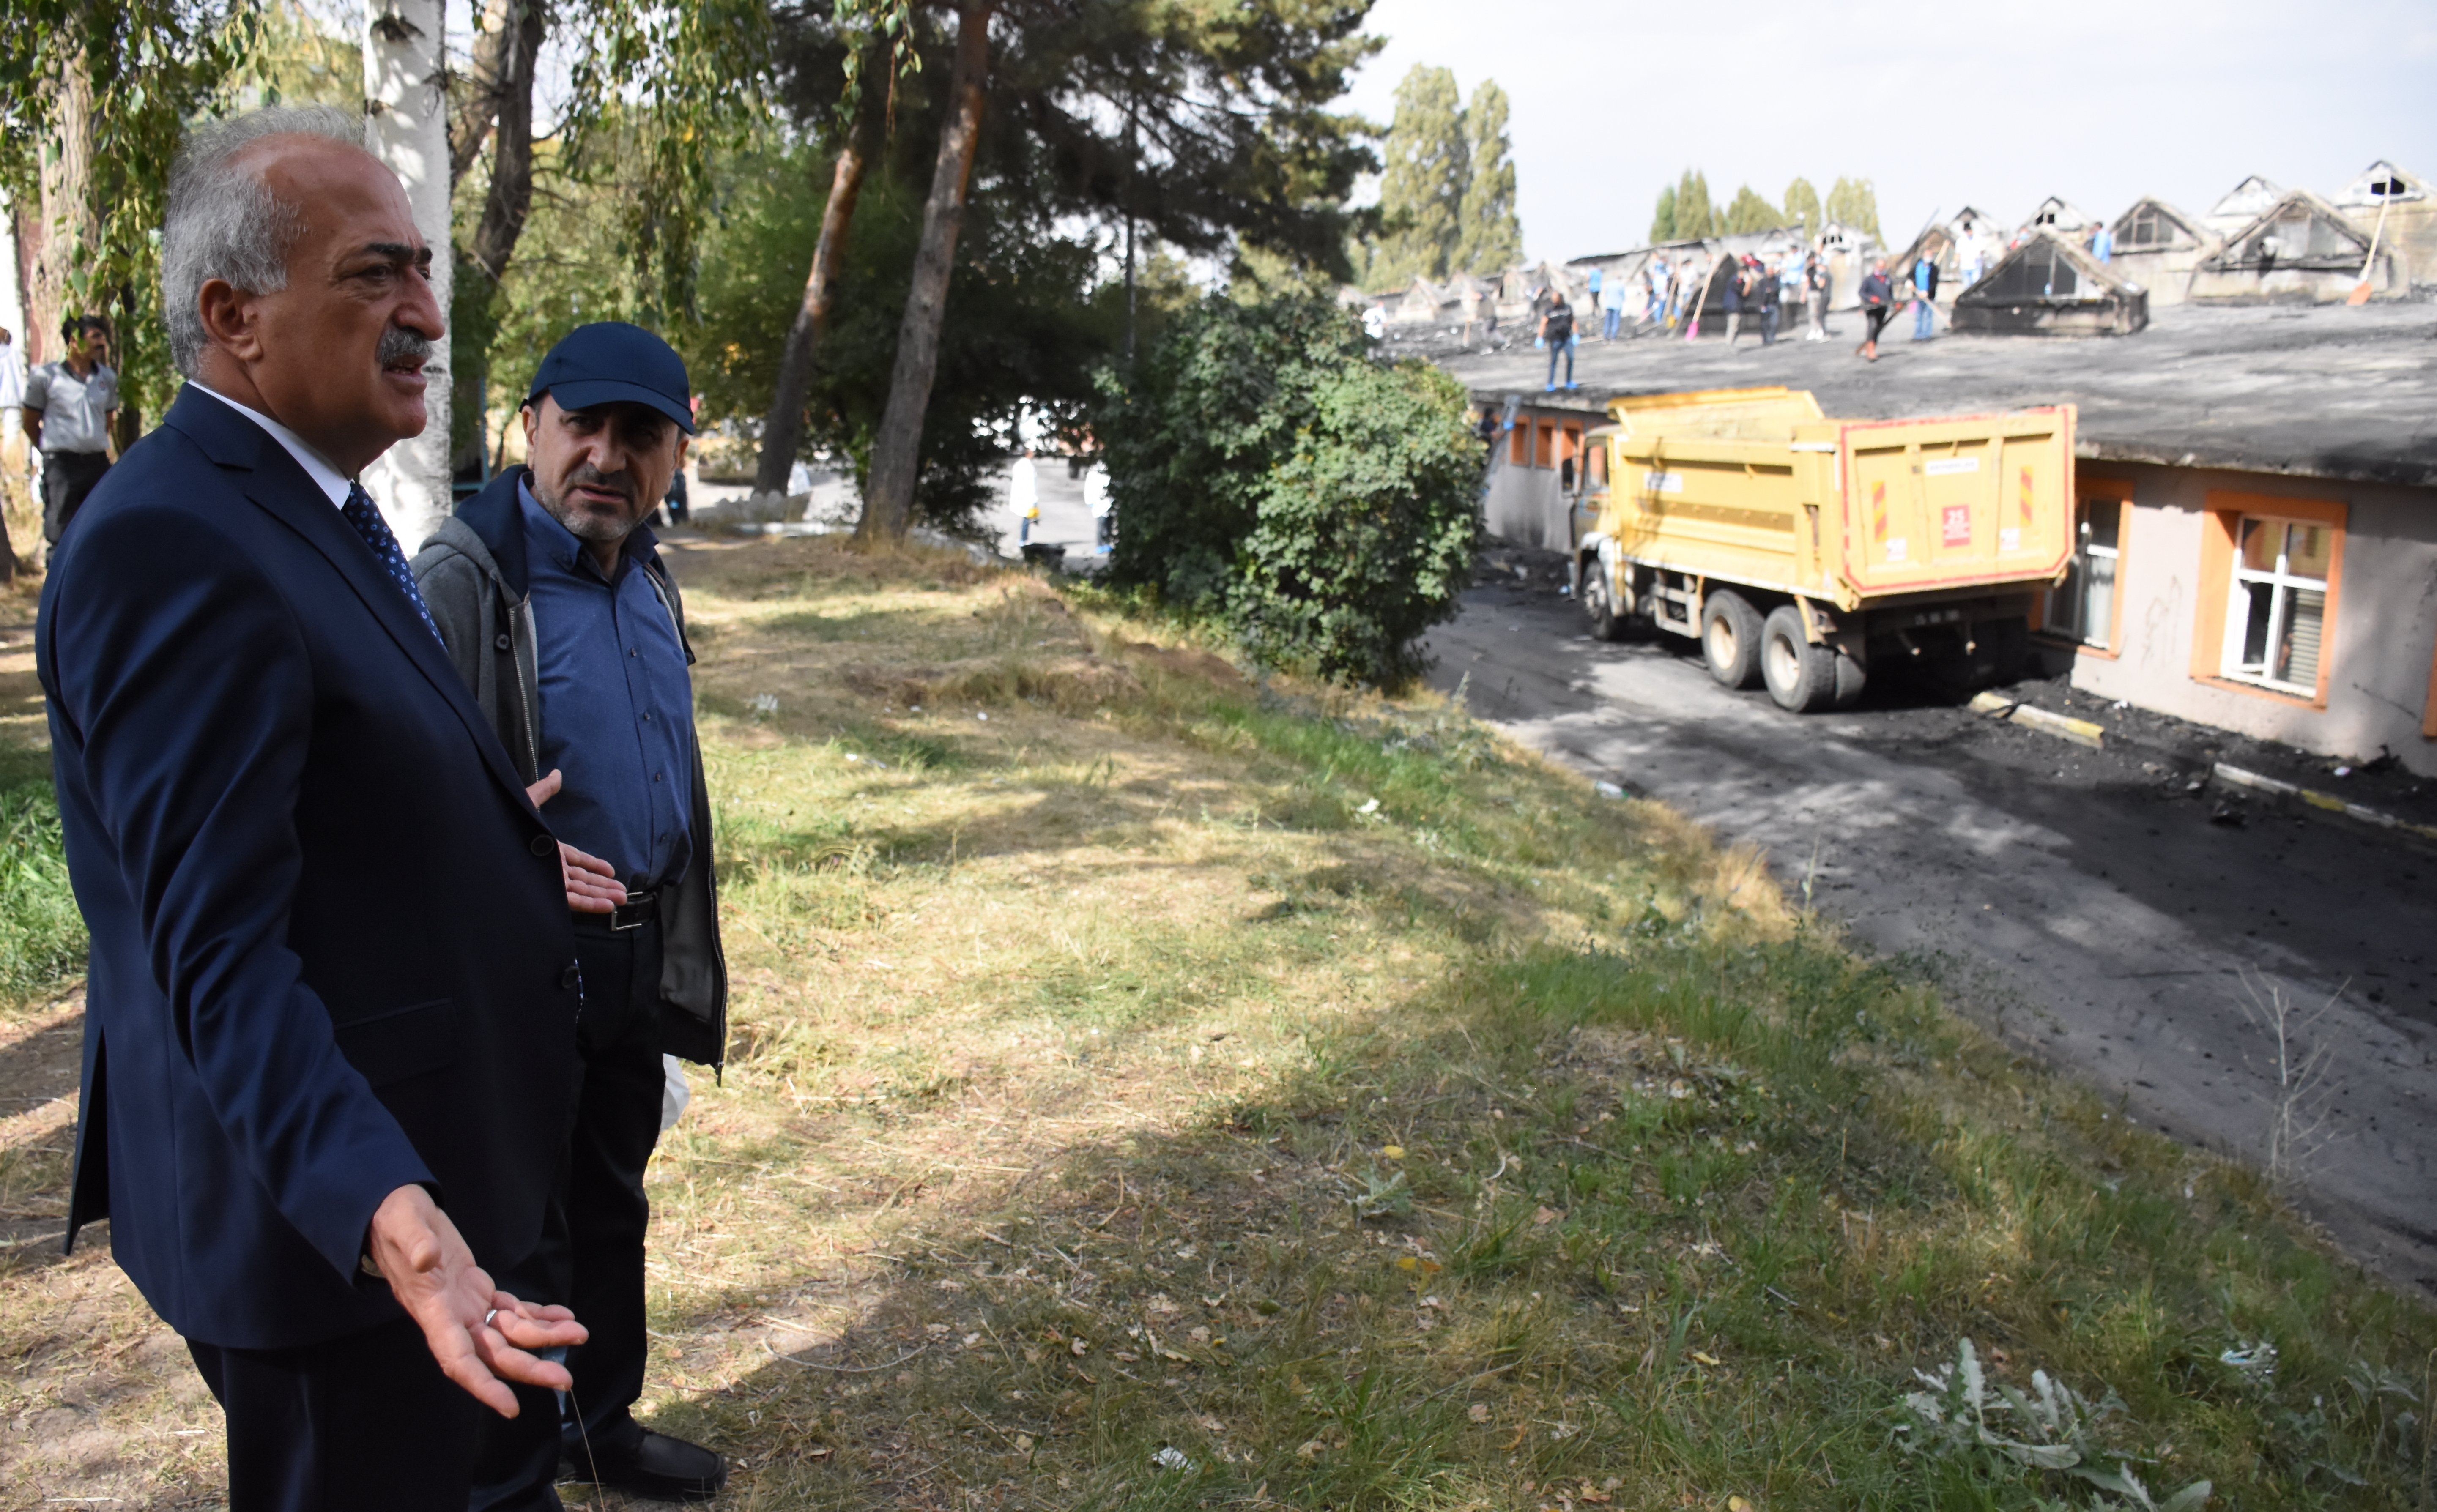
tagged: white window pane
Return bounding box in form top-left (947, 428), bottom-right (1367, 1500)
top-left (2276, 588), bottom-right (2325, 688)
top-left (2235, 580), bottom-right (2275, 671)
top-left (2084, 553), bottom-right (2116, 647)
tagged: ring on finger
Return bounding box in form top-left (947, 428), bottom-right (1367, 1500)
top-left (483, 1307), bottom-right (498, 1329)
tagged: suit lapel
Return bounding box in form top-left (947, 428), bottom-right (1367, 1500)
top-left (164, 388), bottom-right (542, 818)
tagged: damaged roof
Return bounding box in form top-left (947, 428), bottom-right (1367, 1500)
top-left (1428, 301), bottom-right (2437, 489)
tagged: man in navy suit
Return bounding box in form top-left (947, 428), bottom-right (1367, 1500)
top-left (37, 105), bottom-right (611, 1509)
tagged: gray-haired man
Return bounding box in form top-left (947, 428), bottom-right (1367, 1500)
top-left (41, 104), bottom-right (591, 1510)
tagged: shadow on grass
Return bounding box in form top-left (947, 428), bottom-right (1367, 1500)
top-left (605, 887), bottom-right (2429, 1512)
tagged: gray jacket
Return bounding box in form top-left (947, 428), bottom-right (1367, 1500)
top-left (411, 470), bottom-right (726, 1069)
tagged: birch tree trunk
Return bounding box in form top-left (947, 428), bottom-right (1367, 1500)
top-left (854, 0), bottom-right (991, 544)
top-left (29, 46), bottom-right (96, 368)
top-left (362, 0), bottom-right (455, 551)
top-left (750, 100), bottom-right (875, 502)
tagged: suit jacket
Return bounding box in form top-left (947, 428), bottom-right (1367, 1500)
top-left (37, 385), bottom-right (581, 1351)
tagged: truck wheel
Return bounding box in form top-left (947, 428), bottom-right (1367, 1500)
top-left (1700, 590), bottom-right (1764, 689)
top-left (1761, 605), bottom-right (1837, 711)
top-left (1831, 648), bottom-right (1868, 708)
top-left (1583, 561), bottom-right (1627, 642)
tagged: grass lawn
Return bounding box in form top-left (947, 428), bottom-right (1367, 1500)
top-left (0, 541), bottom-right (2429, 1509)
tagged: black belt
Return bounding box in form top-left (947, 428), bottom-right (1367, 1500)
top-left (603, 891), bottom-right (660, 932)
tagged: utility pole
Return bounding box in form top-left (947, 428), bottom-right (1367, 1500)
top-left (361, 0), bottom-right (453, 551)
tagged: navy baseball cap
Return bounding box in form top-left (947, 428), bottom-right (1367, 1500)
top-left (526, 321), bottom-right (696, 434)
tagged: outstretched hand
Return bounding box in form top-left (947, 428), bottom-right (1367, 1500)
top-left (365, 1184), bottom-right (588, 1417)
top-left (524, 768), bottom-right (627, 914)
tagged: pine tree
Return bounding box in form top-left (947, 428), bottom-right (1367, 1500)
top-left (1454, 79), bottom-right (1520, 274)
top-left (1825, 176), bottom-right (1883, 243)
top-left (1671, 170), bottom-right (1718, 239)
top-left (1371, 64), bottom-right (1468, 287)
top-left (1650, 183), bottom-right (1677, 243)
top-left (1723, 184), bottom-right (1783, 235)
top-left (1783, 177), bottom-right (1821, 240)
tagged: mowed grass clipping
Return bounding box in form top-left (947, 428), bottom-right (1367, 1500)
top-left (0, 535), bottom-right (2430, 1509)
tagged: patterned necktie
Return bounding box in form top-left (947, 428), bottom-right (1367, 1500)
top-left (340, 482), bottom-right (444, 646)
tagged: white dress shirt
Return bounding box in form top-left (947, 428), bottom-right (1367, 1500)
top-left (191, 383), bottom-right (351, 508)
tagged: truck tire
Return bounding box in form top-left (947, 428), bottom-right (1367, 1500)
top-left (1761, 604), bottom-right (1837, 712)
top-left (1583, 560), bottom-right (1628, 642)
top-left (1831, 647), bottom-right (1868, 708)
top-left (1700, 589), bottom-right (1764, 690)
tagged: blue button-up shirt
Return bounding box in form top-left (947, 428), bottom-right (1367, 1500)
top-left (520, 481), bottom-right (694, 892)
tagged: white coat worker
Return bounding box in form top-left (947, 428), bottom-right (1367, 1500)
top-left (1010, 451), bottom-right (1039, 546)
top-left (1084, 462), bottom-right (1112, 552)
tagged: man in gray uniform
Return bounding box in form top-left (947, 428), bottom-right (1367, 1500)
top-left (22, 314), bottom-right (120, 542)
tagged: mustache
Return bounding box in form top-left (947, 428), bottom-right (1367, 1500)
top-left (377, 327), bottom-right (433, 369)
top-left (565, 465), bottom-right (635, 502)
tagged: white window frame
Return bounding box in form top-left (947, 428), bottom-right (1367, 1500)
top-left (2220, 516), bottom-right (2329, 697)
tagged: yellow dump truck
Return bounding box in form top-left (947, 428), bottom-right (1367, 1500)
top-left (1573, 386), bottom-right (2077, 711)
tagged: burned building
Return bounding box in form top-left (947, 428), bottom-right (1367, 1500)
top-left (1447, 300), bottom-right (2437, 777)
top-left (2203, 175), bottom-right (2284, 238)
top-left (2331, 159), bottom-right (2433, 293)
top-left (2189, 189), bottom-right (2396, 304)
top-left (2104, 198), bottom-right (2215, 306)
top-left (2018, 195), bottom-right (2098, 241)
top-left (1950, 229), bottom-right (2148, 336)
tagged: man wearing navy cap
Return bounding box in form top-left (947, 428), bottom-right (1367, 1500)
top-left (414, 322), bottom-right (728, 1507)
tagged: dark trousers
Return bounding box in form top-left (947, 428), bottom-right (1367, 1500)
top-left (1546, 338), bottom-right (1574, 388)
top-left (470, 915), bottom-right (668, 1511)
top-left (1761, 306), bottom-right (1780, 345)
top-left (1862, 305), bottom-right (1892, 348)
top-left (42, 449), bottom-right (110, 543)
top-left (188, 1313), bottom-right (479, 1512)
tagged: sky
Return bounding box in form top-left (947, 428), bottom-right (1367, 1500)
top-left (1341, 0), bottom-right (2437, 265)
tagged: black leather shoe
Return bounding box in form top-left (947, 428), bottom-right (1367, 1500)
top-left (567, 1427), bottom-right (727, 1503)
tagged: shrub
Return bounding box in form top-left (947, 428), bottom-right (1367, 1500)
top-left (1095, 291), bottom-right (1482, 686)
top-left (0, 780), bottom-right (86, 1001)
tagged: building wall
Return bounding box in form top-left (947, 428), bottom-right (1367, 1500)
top-left (2107, 244), bottom-right (2206, 306)
top-left (2067, 461), bottom-right (2437, 775)
top-left (1483, 463), bottom-right (1573, 552)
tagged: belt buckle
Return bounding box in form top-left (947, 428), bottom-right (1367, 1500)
top-left (610, 896), bottom-right (649, 932)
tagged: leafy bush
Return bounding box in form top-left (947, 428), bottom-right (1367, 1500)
top-left (0, 781), bottom-right (86, 1001)
top-left (1096, 291), bottom-right (1483, 686)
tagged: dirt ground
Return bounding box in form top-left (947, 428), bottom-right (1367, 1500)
top-left (1424, 571), bottom-right (2437, 1297)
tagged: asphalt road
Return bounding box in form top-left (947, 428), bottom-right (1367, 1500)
top-left (1425, 578), bottom-right (2437, 1294)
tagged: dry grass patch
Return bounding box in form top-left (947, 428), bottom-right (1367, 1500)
top-left (0, 535), bottom-right (2429, 1510)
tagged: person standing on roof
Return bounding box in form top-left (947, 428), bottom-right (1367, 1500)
top-left (1758, 254), bottom-right (1784, 346)
top-left (1720, 256), bottom-right (1747, 346)
top-left (1804, 250), bottom-right (1831, 341)
top-left (1857, 258), bottom-right (1893, 361)
top-left (1538, 291), bottom-right (1576, 391)
top-left (2089, 219), bottom-right (2114, 263)
top-left (1910, 254), bottom-right (1939, 341)
top-left (1586, 265), bottom-right (1604, 337)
